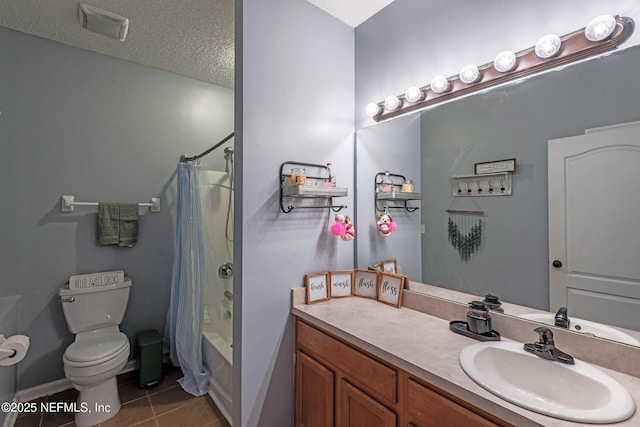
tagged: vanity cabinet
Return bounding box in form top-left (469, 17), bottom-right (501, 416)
top-left (295, 318), bottom-right (512, 427)
top-left (295, 319), bottom-right (400, 426)
top-left (405, 378), bottom-right (503, 427)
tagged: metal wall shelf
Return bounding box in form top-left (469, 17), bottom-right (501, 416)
top-left (374, 172), bottom-right (421, 213)
top-left (279, 161), bottom-right (348, 213)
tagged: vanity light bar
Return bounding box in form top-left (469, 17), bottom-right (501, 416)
top-left (367, 15), bottom-right (634, 122)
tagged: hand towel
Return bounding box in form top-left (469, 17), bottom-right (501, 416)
top-left (98, 202), bottom-right (139, 247)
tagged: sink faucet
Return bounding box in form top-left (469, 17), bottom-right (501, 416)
top-left (524, 327), bottom-right (575, 365)
top-left (554, 307), bottom-right (570, 328)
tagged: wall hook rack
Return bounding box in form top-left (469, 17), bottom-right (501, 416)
top-left (279, 161), bottom-right (348, 214)
top-left (450, 172), bottom-right (512, 197)
top-left (374, 172), bottom-right (422, 213)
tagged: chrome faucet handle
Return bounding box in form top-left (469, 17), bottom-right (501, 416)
top-left (534, 326), bottom-right (555, 345)
top-left (524, 326), bottom-right (575, 365)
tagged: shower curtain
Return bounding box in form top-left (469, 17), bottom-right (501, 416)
top-left (167, 162), bottom-right (209, 396)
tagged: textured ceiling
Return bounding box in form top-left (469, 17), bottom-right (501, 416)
top-left (0, 0), bottom-right (390, 89)
top-left (0, 0), bottom-right (235, 88)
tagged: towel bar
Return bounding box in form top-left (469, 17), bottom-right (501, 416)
top-left (61, 195), bottom-right (160, 213)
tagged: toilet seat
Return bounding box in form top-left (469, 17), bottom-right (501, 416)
top-left (64, 332), bottom-right (129, 367)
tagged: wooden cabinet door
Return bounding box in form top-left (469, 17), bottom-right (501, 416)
top-left (406, 379), bottom-right (501, 427)
top-left (296, 351), bottom-right (334, 427)
top-left (339, 379), bottom-right (396, 427)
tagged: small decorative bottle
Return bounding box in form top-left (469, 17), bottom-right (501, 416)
top-left (323, 162), bottom-right (336, 187)
top-left (379, 170), bottom-right (393, 192)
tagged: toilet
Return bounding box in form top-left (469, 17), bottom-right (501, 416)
top-left (59, 279), bottom-right (132, 427)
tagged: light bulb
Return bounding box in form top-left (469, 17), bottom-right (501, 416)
top-left (459, 64), bottom-right (481, 84)
top-left (365, 102), bottom-right (382, 117)
top-left (430, 75), bottom-right (450, 94)
top-left (494, 50), bottom-right (517, 72)
top-left (384, 95), bottom-right (402, 111)
top-left (405, 86), bottom-right (425, 103)
top-left (535, 34), bottom-right (562, 58)
top-left (585, 14), bottom-right (616, 41)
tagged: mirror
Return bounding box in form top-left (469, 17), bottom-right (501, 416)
top-left (356, 44), bottom-right (640, 346)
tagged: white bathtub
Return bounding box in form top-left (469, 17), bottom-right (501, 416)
top-left (200, 170), bottom-right (234, 425)
top-left (203, 330), bottom-right (232, 424)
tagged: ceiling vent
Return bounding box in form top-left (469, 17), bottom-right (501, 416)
top-left (78, 3), bottom-right (129, 41)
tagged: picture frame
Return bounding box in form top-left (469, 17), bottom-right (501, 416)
top-left (353, 269), bottom-right (378, 299)
top-left (474, 158), bottom-right (516, 175)
top-left (329, 270), bottom-right (354, 298)
top-left (379, 259), bottom-right (398, 274)
top-left (377, 272), bottom-right (405, 308)
top-left (305, 272), bottom-right (330, 304)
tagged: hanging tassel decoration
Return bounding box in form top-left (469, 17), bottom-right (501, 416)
top-left (447, 213), bottom-right (483, 261)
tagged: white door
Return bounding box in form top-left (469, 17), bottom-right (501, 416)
top-left (548, 121), bottom-right (640, 332)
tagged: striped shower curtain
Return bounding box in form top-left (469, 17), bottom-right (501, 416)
top-left (167, 162), bottom-right (209, 396)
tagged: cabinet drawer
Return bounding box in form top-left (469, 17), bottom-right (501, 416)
top-left (407, 378), bottom-right (501, 427)
top-left (297, 320), bottom-right (397, 405)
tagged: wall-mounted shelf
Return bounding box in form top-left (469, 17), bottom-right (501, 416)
top-left (374, 172), bottom-right (422, 213)
top-left (282, 185), bottom-right (347, 198)
top-left (376, 191), bottom-right (422, 201)
top-left (280, 161), bottom-right (348, 213)
top-left (450, 172), bottom-right (512, 197)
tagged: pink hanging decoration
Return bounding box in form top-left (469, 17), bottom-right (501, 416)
top-left (341, 216), bottom-right (355, 240)
top-left (331, 214), bottom-right (347, 236)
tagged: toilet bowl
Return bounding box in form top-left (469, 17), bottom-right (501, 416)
top-left (59, 279), bottom-right (132, 427)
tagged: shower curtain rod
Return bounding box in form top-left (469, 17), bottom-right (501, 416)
top-left (179, 132), bottom-right (234, 163)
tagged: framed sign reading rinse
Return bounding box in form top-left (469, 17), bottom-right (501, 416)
top-left (474, 158), bottom-right (516, 175)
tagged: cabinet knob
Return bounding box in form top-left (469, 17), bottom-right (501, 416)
top-left (552, 260), bottom-right (563, 268)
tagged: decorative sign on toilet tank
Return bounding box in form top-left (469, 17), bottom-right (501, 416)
top-left (69, 270), bottom-right (125, 289)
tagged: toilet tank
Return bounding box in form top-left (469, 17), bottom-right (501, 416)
top-left (59, 279), bottom-right (132, 334)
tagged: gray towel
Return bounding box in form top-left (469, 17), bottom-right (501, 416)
top-left (98, 202), bottom-right (139, 247)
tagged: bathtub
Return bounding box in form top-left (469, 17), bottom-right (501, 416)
top-left (203, 330), bottom-right (232, 424)
top-left (200, 170), bottom-right (234, 424)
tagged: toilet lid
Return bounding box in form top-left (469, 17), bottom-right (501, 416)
top-left (64, 332), bottom-right (129, 363)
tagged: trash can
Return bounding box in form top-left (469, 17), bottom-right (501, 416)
top-left (136, 330), bottom-right (162, 389)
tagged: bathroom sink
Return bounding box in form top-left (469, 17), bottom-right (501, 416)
top-left (518, 313), bottom-right (640, 346)
top-left (459, 342), bottom-right (635, 423)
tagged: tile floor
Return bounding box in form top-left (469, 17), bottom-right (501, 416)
top-left (14, 367), bottom-right (230, 427)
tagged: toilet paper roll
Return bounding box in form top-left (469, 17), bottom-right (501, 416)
top-left (0, 335), bottom-right (30, 366)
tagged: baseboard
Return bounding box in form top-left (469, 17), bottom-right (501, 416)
top-left (14, 359), bottom-right (137, 403)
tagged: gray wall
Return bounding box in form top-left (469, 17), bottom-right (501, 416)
top-left (355, 114), bottom-right (422, 279)
top-left (355, 0), bottom-right (640, 129)
top-left (419, 46), bottom-right (640, 310)
top-left (0, 27), bottom-right (234, 389)
top-left (238, 0), bottom-right (354, 425)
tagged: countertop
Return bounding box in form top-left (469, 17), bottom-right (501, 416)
top-left (292, 296), bottom-right (640, 427)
